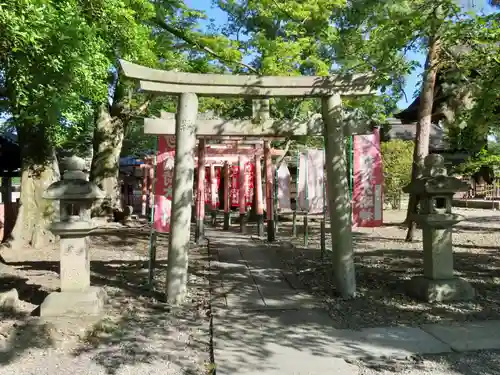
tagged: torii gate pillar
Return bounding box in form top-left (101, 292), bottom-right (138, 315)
top-left (166, 93), bottom-right (198, 304)
top-left (322, 94), bottom-right (356, 298)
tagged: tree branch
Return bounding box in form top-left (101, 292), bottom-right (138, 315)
top-left (440, 47), bottom-right (472, 82)
top-left (135, 97), bottom-right (151, 115)
top-left (276, 138), bottom-right (292, 166)
top-left (153, 18), bottom-right (259, 74)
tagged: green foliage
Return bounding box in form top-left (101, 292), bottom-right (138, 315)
top-left (210, 0), bottom-right (402, 156)
top-left (341, 0), bottom-right (499, 131)
top-left (2, 0), bottom-right (497, 165)
top-left (443, 12), bottom-right (500, 135)
top-left (455, 148), bottom-right (500, 176)
top-left (381, 140), bottom-right (414, 208)
top-left (445, 121), bottom-right (489, 153)
top-left (0, 0), bottom-right (163, 163)
top-left (0, 0), bottom-right (228, 161)
top-left (0, 0), bottom-right (110, 154)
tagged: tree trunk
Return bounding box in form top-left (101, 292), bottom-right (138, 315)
top-left (405, 36), bottom-right (441, 242)
top-left (89, 103), bottom-right (125, 215)
top-left (1, 176), bottom-right (14, 243)
top-left (8, 126), bottom-right (60, 249)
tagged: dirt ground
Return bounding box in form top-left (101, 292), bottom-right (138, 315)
top-left (0, 222), bottom-right (212, 375)
top-left (1, 208), bottom-right (500, 374)
top-left (273, 208), bottom-right (500, 329)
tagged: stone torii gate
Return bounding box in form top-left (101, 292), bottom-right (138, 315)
top-left (120, 60), bottom-right (374, 303)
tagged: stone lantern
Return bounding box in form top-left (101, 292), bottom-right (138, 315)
top-left (403, 154), bottom-right (474, 302)
top-left (39, 156), bottom-right (107, 317)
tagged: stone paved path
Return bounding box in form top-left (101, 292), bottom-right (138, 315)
top-left (207, 228), bottom-right (500, 375)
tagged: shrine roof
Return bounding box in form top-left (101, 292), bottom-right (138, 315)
top-left (394, 44), bottom-right (499, 123)
top-left (383, 117), bottom-right (446, 151)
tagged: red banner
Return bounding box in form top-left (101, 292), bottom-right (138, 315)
top-left (153, 136), bottom-right (176, 233)
top-left (352, 128), bottom-right (383, 227)
top-left (245, 162), bottom-right (255, 208)
top-left (230, 162), bottom-right (255, 208)
top-left (230, 165), bottom-right (239, 207)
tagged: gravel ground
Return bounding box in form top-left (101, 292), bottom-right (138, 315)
top-left (3, 209), bottom-right (499, 375)
top-left (352, 350), bottom-right (500, 375)
top-left (0, 222), bottom-right (212, 375)
top-left (273, 208), bottom-right (500, 329)
top-left (261, 208), bottom-right (500, 375)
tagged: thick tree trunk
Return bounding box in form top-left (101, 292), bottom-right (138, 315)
top-left (89, 103), bottom-right (125, 215)
top-left (405, 36), bottom-right (441, 242)
top-left (8, 126), bottom-right (60, 249)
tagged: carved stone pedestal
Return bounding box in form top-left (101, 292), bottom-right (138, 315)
top-left (40, 156), bottom-right (107, 317)
top-left (403, 154), bottom-right (474, 303)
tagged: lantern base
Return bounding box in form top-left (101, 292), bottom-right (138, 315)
top-left (39, 287), bottom-right (107, 317)
top-left (406, 276), bottom-right (475, 303)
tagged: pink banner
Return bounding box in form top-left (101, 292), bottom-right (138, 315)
top-left (277, 163), bottom-right (292, 211)
top-left (153, 136), bottom-right (176, 233)
top-left (296, 150), bottom-right (325, 214)
top-left (307, 150), bottom-right (325, 214)
top-left (352, 128), bottom-right (383, 227)
top-left (230, 165), bottom-right (239, 207)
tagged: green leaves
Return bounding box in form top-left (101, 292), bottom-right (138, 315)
top-left (1, 1), bottom-right (110, 132)
top-left (0, 0), bottom-right (209, 157)
top-left (455, 147), bottom-right (500, 176)
top-left (381, 139), bottom-right (414, 208)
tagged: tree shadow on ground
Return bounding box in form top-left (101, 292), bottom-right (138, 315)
top-left (0, 314), bottom-right (56, 365)
top-left (278, 240), bottom-right (500, 327)
top-left (70, 243), bottom-right (211, 375)
top-left (89, 226), bottom-right (154, 251)
top-left (204, 225), bottom-right (500, 374)
top-left (0, 269), bottom-right (56, 365)
top-left (0, 224), bottom-right (212, 374)
top-left (0, 274), bottom-right (50, 306)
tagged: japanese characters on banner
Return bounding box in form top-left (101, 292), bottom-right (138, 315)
top-left (352, 128), bottom-right (383, 227)
top-left (245, 162), bottom-right (255, 208)
top-left (230, 162), bottom-right (255, 208)
top-left (153, 136), bottom-right (176, 233)
top-left (296, 150), bottom-right (325, 214)
top-left (230, 165), bottom-right (239, 207)
top-left (205, 166), bottom-right (221, 209)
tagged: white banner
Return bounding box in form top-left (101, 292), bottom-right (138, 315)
top-left (277, 163), bottom-right (292, 211)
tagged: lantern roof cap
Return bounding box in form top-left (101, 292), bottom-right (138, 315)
top-left (43, 156), bottom-right (105, 201)
top-left (403, 154), bottom-right (469, 195)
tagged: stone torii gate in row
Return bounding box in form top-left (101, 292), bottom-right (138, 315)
top-left (120, 60), bottom-right (374, 304)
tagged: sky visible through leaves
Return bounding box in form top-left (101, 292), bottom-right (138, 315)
top-left (186, 0), bottom-right (497, 110)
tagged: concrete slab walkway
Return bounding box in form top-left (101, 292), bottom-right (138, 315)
top-left (207, 229), bottom-right (500, 374)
